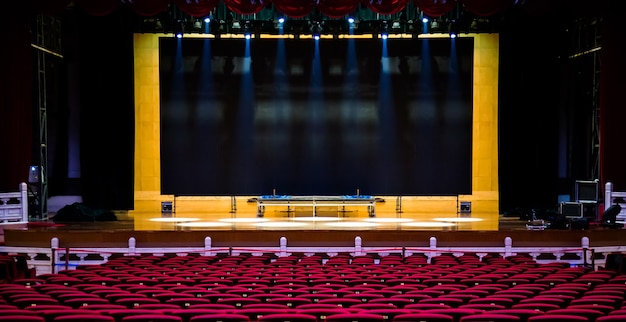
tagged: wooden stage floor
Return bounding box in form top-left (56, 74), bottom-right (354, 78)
top-left (2, 208), bottom-right (626, 249)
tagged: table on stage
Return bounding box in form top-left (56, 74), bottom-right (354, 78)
top-left (256, 195), bottom-right (377, 217)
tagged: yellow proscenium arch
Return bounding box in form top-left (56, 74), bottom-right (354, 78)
top-left (131, 33), bottom-right (499, 228)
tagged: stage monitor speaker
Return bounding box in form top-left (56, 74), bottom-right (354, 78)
top-left (575, 180), bottom-right (598, 203)
top-left (460, 201), bottom-right (471, 213)
top-left (161, 201), bottom-right (173, 215)
top-left (560, 202), bottom-right (583, 218)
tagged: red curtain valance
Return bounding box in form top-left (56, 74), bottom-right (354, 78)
top-left (175, 0), bottom-right (221, 17)
top-left (41, 0), bottom-right (594, 19)
top-left (365, 0), bottom-right (411, 15)
top-left (224, 0), bottom-right (268, 15)
top-left (272, 0), bottom-right (316, 18)
top-left (413, 0), bottom-right (457, 18)
top-left (317, 0), bottom-right (361, 19)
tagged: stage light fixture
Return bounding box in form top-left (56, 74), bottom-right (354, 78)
top-left (348, 17), bottom-right (355, 24)
top-left (193, 19), bottom-right (202, 30)
top-left (278, 17), bottom-right (285, 24)
top-left (243, 20), bottom-right (253, 38)
top-left (204, 17), bottom-right (210, 23)
top-left (430, 19), bottom-right (440, 32)
top-left (173, 19), bottom-right (184, 38)
top-left (449, 19), bottom-right (460, 38)
top-left (392, 20), bottom-right (401, 30)
top-left (310, 20), bottom-right (323, 38)
top-left (422, 17), bottom-right (429, 23)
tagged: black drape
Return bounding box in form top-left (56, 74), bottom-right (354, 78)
top-left (73, 8), bottom-right (135, 210)
top-left (0, 2), bottom-right (34, 192)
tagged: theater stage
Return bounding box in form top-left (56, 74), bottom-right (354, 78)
top-left (2, 196), bottom-right (626, 250)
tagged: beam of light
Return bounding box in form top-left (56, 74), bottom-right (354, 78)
top-left (304, 36), bottom-right (326, 193)
top-left (376, 34), bottom-right (398, 190)
top-left (413, 37), bottom-right (439, 169)
top-left (264, 23), bottom-right (291, 192)
top-left (230, 37), bottom-right (256, 188)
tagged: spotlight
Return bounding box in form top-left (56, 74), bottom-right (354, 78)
top-left (278, 17), bottom-right (285, 24)
top-left (173, 20), bottom-right (184, 38)
top-left (422, 17), bottom-right (428, 24)
top-left (204, 17), bottom-right (210, 23)
top-left (210, 19), bottom-right (223, 38)
top-left (448, 19), bottom-right (459, 38)
top-left (381, 33), bottom-right (388, 39)
top-left (314, 34), bottom-right (320, 40)
top-left (348, 17), bottom-right (354, 24)
top-left (243, 20), bottom-right (253, 38)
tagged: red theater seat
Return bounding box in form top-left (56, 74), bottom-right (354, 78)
top-left (0, 316), bottom-right (45, 322)
top-left (597, 316), bottom-right (626, 322)
top-left (324, 313), bottom-right (386, 322)
top-left (120, 315), bottom-right (183, 322)
top-left (189, 314), bottom-right (251, 322)
top-left (53, 315), bottom-right (115, 322)
top-left (527, 315), bottom-right (589, 322)
top-left (392, 313), bottom-right (454, 322)
top-left (257, 313), bottom-right (318, 322)
top-left (426, 308), bottom-right (486, 322)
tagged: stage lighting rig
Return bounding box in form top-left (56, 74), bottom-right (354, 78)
top-left (310, 20), bottom-right (323, 39)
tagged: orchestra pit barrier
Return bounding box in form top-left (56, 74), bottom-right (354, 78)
top-left (0, 235), bottom-right (618, 275)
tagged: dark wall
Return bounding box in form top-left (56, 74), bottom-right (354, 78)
top-left (70, 9), bottom-right (135, 210)
top-left (498, 8), bottom-right (565, 212)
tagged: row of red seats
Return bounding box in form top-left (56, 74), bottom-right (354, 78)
top-left (0, 253), bottom-right (624, 321)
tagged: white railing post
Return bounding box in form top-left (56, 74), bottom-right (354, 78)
top-left (605, 182), bottom-right (613, 211)
top-left (51, 237), bottom-right (59, 274)
top-left (429, 237), bottom-right (438, 262)
top-left (204, 237), bottom-right (212, 256)
top-left (128, 237), bottom-right (136, 256)
top-left (504, 237), bottom-right (513, 258)
top-left (19, 182), bottom-right (28, 223)
top-left (279, 236), bottom-right (287, 257)
top-left (581, 236), bottom-right (590, 266)
top-left (355, 236), bottom-right (362, 256)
